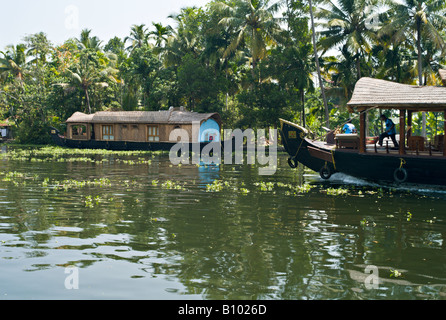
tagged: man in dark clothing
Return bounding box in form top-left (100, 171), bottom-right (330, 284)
top-left (378, 115), bottom-right (399, 148)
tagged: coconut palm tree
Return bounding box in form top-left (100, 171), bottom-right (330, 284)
top-left (149, 22), bottom-right (173, 48)
top-left (379, 0), bottom-right (446, 136)
top-left (212, 0), bottom-right (284, 73)
top-left (0, 44), bottom-right (27, 82)
top-left (77, 29), bottom-right (103, 51)
top-left (125, 24), bottom-right (149, 52)
top-left (325, 46), bottom-right (358, 103)
top-left (315, 0), bottom-right (378, 80)
top-left (380, 0), bottom-right (446, 86)
top-left (161, 8), bottom-right (204, 68)
top-left (54, 50), bottom-right (117, 114)
top-left (309, 0), bottom-right (329, 127)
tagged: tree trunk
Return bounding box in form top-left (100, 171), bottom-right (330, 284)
top-left (85, 87), bottom-right (91, 114)
top-left (309, 0), bottom-right (329, 128)
top-left (301, 89), bottom-right (306, 128)
top-left (416, 19), bottom-right (426, 137)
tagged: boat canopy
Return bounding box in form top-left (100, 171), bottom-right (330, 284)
top-left (347, 77), bottom-right (446, 112)
top-left (345, 74), bottom-right (446, 156)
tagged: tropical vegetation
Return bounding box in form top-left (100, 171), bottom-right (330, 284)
top-left (1, 0), bottom-right (445, 144)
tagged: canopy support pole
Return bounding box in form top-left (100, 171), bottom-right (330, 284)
top-left (399, 109), bottom-right (406, 155)
top-left (444, 110), bottom-right (446, 157)
top-left (407, 110), bottom-right (412, 147)
top-left (359, 110), bottom-right (366, 154)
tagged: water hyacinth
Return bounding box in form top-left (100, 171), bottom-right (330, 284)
top-left (325, 188), bottom-right (349, 196)
top-left (0, 146), bottom-right (158, 166)
top-left (161, 180), bottom-right (186, 190)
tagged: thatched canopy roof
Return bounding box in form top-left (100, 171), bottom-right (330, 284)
top-left (347, 77), bottom-right (446, 111)
top-left (66, 110), bottom-right (221, 126)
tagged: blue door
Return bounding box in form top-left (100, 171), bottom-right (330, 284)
top-left (199, 119), bottom-right (220, 142)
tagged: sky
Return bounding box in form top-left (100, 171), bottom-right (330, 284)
top-left (0, 0), bottom-right (211, 50)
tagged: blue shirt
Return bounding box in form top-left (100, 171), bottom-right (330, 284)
top-left (343, 123), bottom-right (356, 134)
top-left (385, 119), bottom-right (396, 135)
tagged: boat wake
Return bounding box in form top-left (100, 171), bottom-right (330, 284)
top-left (326, 173), bottom-right (446, 197)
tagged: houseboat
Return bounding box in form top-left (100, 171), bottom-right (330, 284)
top-left (0, 121), bottom-right (13, 142)
top-left (50, 107), bottom-right (223, 152)
top-left (280, 74), bottom-right (446, 186)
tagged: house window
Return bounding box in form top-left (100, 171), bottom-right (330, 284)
top-left (147, 125), bottom-right (160, 142)
top-left (102, 125), bottom-right (114, 140)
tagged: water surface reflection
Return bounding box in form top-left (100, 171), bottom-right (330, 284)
top-left (1, 147), bottom-right (446, 299)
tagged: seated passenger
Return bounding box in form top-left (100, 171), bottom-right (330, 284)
top-left (342, 120), bottom-right (356, 134)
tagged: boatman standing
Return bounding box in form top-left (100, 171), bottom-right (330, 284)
top-left (379, 115), bottom-right (399, 148)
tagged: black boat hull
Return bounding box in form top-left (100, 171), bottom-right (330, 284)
top-left (49, 127), bottom-right (236, 153)
top-left (279, 119), bottom-right (446, 186)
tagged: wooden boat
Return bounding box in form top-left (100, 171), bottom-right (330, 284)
top-left (50, 108), bottom-right (225, 152)
top-left (280, 76), bottom-right (446, 186)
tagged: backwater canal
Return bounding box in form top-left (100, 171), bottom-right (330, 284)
top-left (1, 145), bottom-right (446, 299)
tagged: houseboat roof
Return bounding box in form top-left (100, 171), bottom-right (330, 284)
top-left (66, 110), bottom-right (221, 125)
top-left (347, 77), bottom-right (446, 111)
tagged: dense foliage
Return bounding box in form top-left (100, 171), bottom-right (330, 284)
top-left (1, 0), bottom-right (445, 144)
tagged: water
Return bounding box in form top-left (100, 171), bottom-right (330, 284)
top-left (1, 146), bottom-right (446, 300)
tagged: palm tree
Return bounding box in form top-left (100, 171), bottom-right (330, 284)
top-left (125, 24), bottom-right (149, 52)
top-left (371, 34), bottom-right (413, 83)
top-left (309, 0), bottom-right (329, 127)
top-left (379, 0), bottom-right (446, 136)
top-left (315, 0), bottom-right (377, 80)
top-left (77, 29), bottom-right (102, 51)
top-left (161, 8), bottom-right (204, 68)
top-left (212, 0), bottom-right (284, 74)
top-left (54, 51), bottom-right (117, 114)
top-left (380, 0), bottom-right (446, 86)
top-left (0, 44), bottom-right (27, 82)
top-left (149, 22), bottom-right (173, 47)
top-left (325, 46), bottom-right (358, 103)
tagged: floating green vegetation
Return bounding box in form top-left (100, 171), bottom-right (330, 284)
top-left (204, 179), bottom-right (316, 196)
top-left (54, 178), bottom-right (112, 191)
top-left (360, 218), bottom-right (376, 227)
top-left (206, 180), bottom-right (225, 192)
top-left (151, 179), bottom-right (186, 190)
top-left (83, 194), bottom-right (115, 208)
top-left (389, 269), bottom-right (403, 278)
top-left (1, 171), bottom-right (25, 181)
top-left (161, 180), bottom-right (186, 190)
top-left (254, 181), bottom-right (275, 191)
top-left (84, 195), bottom-right (99, 208)
top-left (0, 146), bottom-right (159, 165)
top-left (239, 188), bottom-right (250, 194)
top-left (0, 171), bottom-right (40, 186)
top-left (256, 181), bottom-right (315, 195)
top-left (287, 183), bottom-right (315, 194)
top-left (324, 187), bottom-right (349, 196)
top-left (205, 179), bottom-right (241, 193)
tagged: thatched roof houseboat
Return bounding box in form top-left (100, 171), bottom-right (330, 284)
top-left (280, 72), bottom-right (446, 186)
top-left (50, 108), bottom-right (222, 151)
